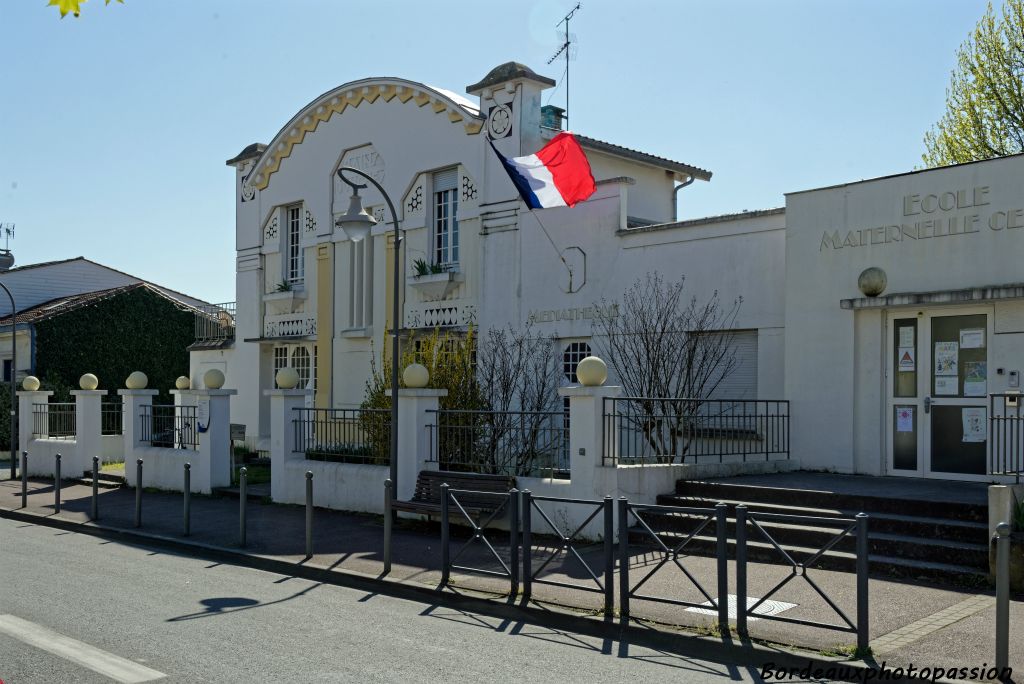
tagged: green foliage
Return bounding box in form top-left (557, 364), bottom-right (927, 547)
top-left (0, 382), bottom-right (11, 451)
top-left (923, 1), bottom-right (1024, 166)
top-left (34, 287), bottom-right (193, 403)
top-left (1014, 498), bottom-right (1024, 531)
top-left (48, 0), bottom-right (123, 19)
top-left (411, 258), bottom-right (450, 277)
top-left (275, 279), bottom-right (292, 292)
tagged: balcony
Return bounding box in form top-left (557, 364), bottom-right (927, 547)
top-left (192, 302), bottom-right (236, 347)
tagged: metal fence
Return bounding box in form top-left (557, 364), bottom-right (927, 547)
top-left (139, 404), bottom-right (198, 450)
top-left (32, 402), bottom-right (76, 440)
top-left (194, 301), bottom-right (236, 342)
top-left (990, 393), bottom-right (1023, 482)
top-left (440, 484), bottom-right (519, 594)
top-left (602, 397), bottom-right (789, 466)
top-left (428, 409), bottom-right (569, 478)
top-left (101, 401), bottom-right (123, 435)
top-left (293, 407), bottom-right (391, 465)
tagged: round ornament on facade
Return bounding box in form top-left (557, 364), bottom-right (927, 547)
top-left (403, 363), bottom-right (429, 389)
top-left (21, 376), bottom-right (40, 392)
top-left (858, 267), bottom-right (887, 297)
top-left (79, 373), bottom-right (99, 391)
top-left (175, 376), bottom-right (191, 390)
top-left (125, 371), bottom-right (148, 390)
top-left (276, 367), bottom-right (300, 390)
top-left (576, 356), bottom-right (608, 387)
top-left (203, 369), bottom-right (225, 390)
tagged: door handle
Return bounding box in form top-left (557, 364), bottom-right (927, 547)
top-left (924, 396), bottom-right (931, 414)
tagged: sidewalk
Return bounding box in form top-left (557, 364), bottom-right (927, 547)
top-left (0, 475), bottom-right (1018, 678)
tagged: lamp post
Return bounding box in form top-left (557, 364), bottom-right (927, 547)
top-left (0, 259), bottom-right (15, 480)
top-left (334, 167), bottom-right (401, 497)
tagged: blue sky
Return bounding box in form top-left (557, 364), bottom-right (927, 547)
top-left (0, 0), bottom-right (993, 303)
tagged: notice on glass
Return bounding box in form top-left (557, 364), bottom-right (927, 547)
top-left (934, 342), bottom-right (959, 376)
top-left (899, 326), bottom-right (915, 348)
top-left (963, 361), bottom-right (987, 397)
top-left (935, 376), bottom-right (958, 395)
top-left (960, 328), bottom-right (985, 349)
top-left (898, 347), bottom-right (916, 372)
top-left (896, 407), bottom-right (914, 433)
top-left (962, 407), bottom-right (987, 443)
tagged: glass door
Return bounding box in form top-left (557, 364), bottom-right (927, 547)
top-left (888, 315), bottom-right (923, 475)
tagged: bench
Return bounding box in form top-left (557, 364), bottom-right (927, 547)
top-left (392, 470), bottom-right (516, 522)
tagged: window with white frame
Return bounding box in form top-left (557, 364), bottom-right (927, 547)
top-left (285, 204), bottom-right (304, 285)
top-left (273, 346), bottom-right (288, 377)
top-left (562, 341), bottom-right (592, 384)
top-left (292, 346), bottom-right (311, 389)
top-left (433, 168), bottom-right (459, 267)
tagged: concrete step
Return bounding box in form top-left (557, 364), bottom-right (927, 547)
top-left (77, 471), bottom-right (126, 489)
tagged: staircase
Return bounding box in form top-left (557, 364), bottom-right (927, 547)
top-left (630, 475), bottom-right (991, 587)
top-left (77, 469), bottom-right (126, 489)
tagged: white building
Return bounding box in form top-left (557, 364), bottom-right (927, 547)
top-left (202, 60), bottom-right (1023, 483)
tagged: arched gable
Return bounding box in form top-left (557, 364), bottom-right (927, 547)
top-left (249, 78), bottom-right (484, 192)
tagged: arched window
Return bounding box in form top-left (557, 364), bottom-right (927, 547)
top-left (292, 346), bottom-right (311, 389)
top-left (562, 341), bottom-right (592, 384)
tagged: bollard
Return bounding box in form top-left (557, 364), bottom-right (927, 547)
top-left (521, 490), bottom-right (532, 602)
top-left (20, 451), bottom-right (27, 509)
top-left (715, 502), bottom-right (729, 634)
top-left (603, 496), bottom-right (614, 617)
top-left (856, 513), bottom-right (870, 652)
top-left (383, 479), bottom-right (393, 575)
top-left (440, 483), bottom-right (450, 587)
top-left (618, 497), bottom-right (630, 623)
top-left (183, 463), bottom-right (191, 537)
top-left (735, 505), bottom-right (748, 637)
top-left (304, 471), bottom-right (313, 558)
top-left (996, 522), bottom-right (1010, 671)
top-left (239, 466), bottom-right (247, 547)
top-left (91, 456), bottom-right (99, 521)
top-left (54, 453), bottom-right (61, 513)
top-left (509, 488), bottom-right (520, 598)
top-left (134, 459), bottom-right (143, 528)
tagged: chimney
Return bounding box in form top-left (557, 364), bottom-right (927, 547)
top-left (541, 105), bottom-right (565, 131)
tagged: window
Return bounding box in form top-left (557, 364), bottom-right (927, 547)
top-left (292, 346), bottom-right (311, 389)
top-left (273, 346), bottom-right (288, 377)
top-left (433, 168), bottom-right (459, 267)
top-left (347, 235), bottom-right (373, 329)
top-left (2, 359), bottom-right (11, 383)
top-left (286, 204), bottom-right (304, 285)
top-left (562, 341), bottom-right (592, 384)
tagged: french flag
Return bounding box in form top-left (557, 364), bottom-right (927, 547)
top-left (489, 132), bottom-right (597, 209)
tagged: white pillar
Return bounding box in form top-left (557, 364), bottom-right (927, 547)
top-left (558, 385), bottom-right (622, 501)
top-left (185, 388), bottom-right (237, 493)
top-left (388, 388), bottom-right (447, 501)
top-left (71, 389), bottom-right (104, 476)
top-left (264, 388), bottom-right (312, 502)
top-left (17, 390), bottom-right (52, 450)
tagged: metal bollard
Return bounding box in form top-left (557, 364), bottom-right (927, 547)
top-left (856, 513), bottom-right (870, 652)
top-left (715, 502), bottom-right (729, 634)
top-left (20, 451), bottom-right (27, 508)
top-left (618, 497), bottom-right (630, 624)
top-left (239, 467), bottom-right (247, 547)
top-left (134, 459), bottom-right (143, 528)
top-left (304, 471), bottom-right (313, 558)
top-left (521, 490), bottom-right (533, 602)
top-left (54, 453), bottom-right (61, 513)
top-left (91, 456), bottom-right (99, 521)
top-left (440, 483), bottom-right (450, 587)
top-left (509, 488), bottom-right (519, 598)
top-left (603, 495), bottom-right (614, 617)
top-left (383, 479), bottom-right (393, 575)
top-left (996, 522), bottom-right (1011, 671)
top-left (735, 505), bottom-right (748, 637)
top-left (183, 463), bottom-right (191, 536)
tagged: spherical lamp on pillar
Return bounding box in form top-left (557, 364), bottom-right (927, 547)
top-left (79, 373), bottom-right (99, 391)
top-left (576, 356), bottom-right (608, 387)
top-left (275, 367), bottom-right (300, 390)
top-left (203, 369), bottom-right (225, 390)
top-left (175, 376), bottom-right (191, 390)
top-left (402, 363), bottom-right (429, 389)
top-left (125, 371), bottom-right (148, 390)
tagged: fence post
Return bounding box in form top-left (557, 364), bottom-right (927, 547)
top-left (91, 456), bottom-right (99, 521)
top-left (716, 502), bottom-right (729, 634)
top-left (440, 483), bottom-right (450, 587)
top-left (183, 463), bottom-right (191, 536)
top-left (509, 488), bottom-right (519, 599)
top-left (996, 521), bottom-right (1010, 671)
top-left (856, 512), bottom-right (869, 653)
top-left (383, 478), bottom-right (393, 575)
top-left (304, 471), bottom-right (313, 558)
top-left (603, 495), bottom-right (614, 618)
top-left (618, 497), bottom-right (630, 624)
top-left (20, 451), bottom-right (27, 508)
top-left (521, 490), bottom-right (532, 602)
top-left (239, 466), bottom-right (247, 547)
top-left (134, 458), bottom-right (143, 528)
top-left (54, 452), bottom-right (61, 513)
top-left (735, 505), bottom-right (748, 637)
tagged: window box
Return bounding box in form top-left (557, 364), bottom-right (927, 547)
top-left (263, 288), bottom-right (307, 305)
top-left (410, 271), bottom-right (462, 300)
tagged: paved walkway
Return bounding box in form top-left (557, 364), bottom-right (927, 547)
top-left (0, 475), bottom-right (1018, 677)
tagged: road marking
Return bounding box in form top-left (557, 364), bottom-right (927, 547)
top-left (870, 594), bottom-right (995, 653)
top-left (0, 614), bottom-right (166, 683)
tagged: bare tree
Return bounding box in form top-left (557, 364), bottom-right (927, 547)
top-left (593, 273), bottom-right (742, 463)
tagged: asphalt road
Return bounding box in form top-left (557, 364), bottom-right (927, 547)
top-left (0, 518), bottom-right (768, 683)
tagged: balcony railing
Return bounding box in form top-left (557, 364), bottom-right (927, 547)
top-left (265, 313), bottom-right (317, 339)
top-left (194, 302), bottom-right (236, 342)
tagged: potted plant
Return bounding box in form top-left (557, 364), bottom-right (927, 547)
top-left (410, 258), bottom-right (461, 299)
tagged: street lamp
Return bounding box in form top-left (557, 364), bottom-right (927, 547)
top-left (335, 167), bottom-right (401, 501)
top-left (0, 255), bottom-right (16, 480)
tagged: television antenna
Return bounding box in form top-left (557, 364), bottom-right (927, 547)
top-left (547, 2), bottom-right (581, 126)
top-left (0, 224), bottom-right (13, 252)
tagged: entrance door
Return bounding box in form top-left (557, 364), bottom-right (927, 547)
top-left (887, 307), bottom-right (992, 478)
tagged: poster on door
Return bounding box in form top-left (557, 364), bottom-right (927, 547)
top-left (898, 347), bottom-right (916, 372)
top-left (963, 361), bottom-right (987, 397)
top-left (934, 342), bottom-right (958, 376)
top-left (962, 407), bottom-right (987, 443)
top-left (896, 407), bottom-right (914, 432)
